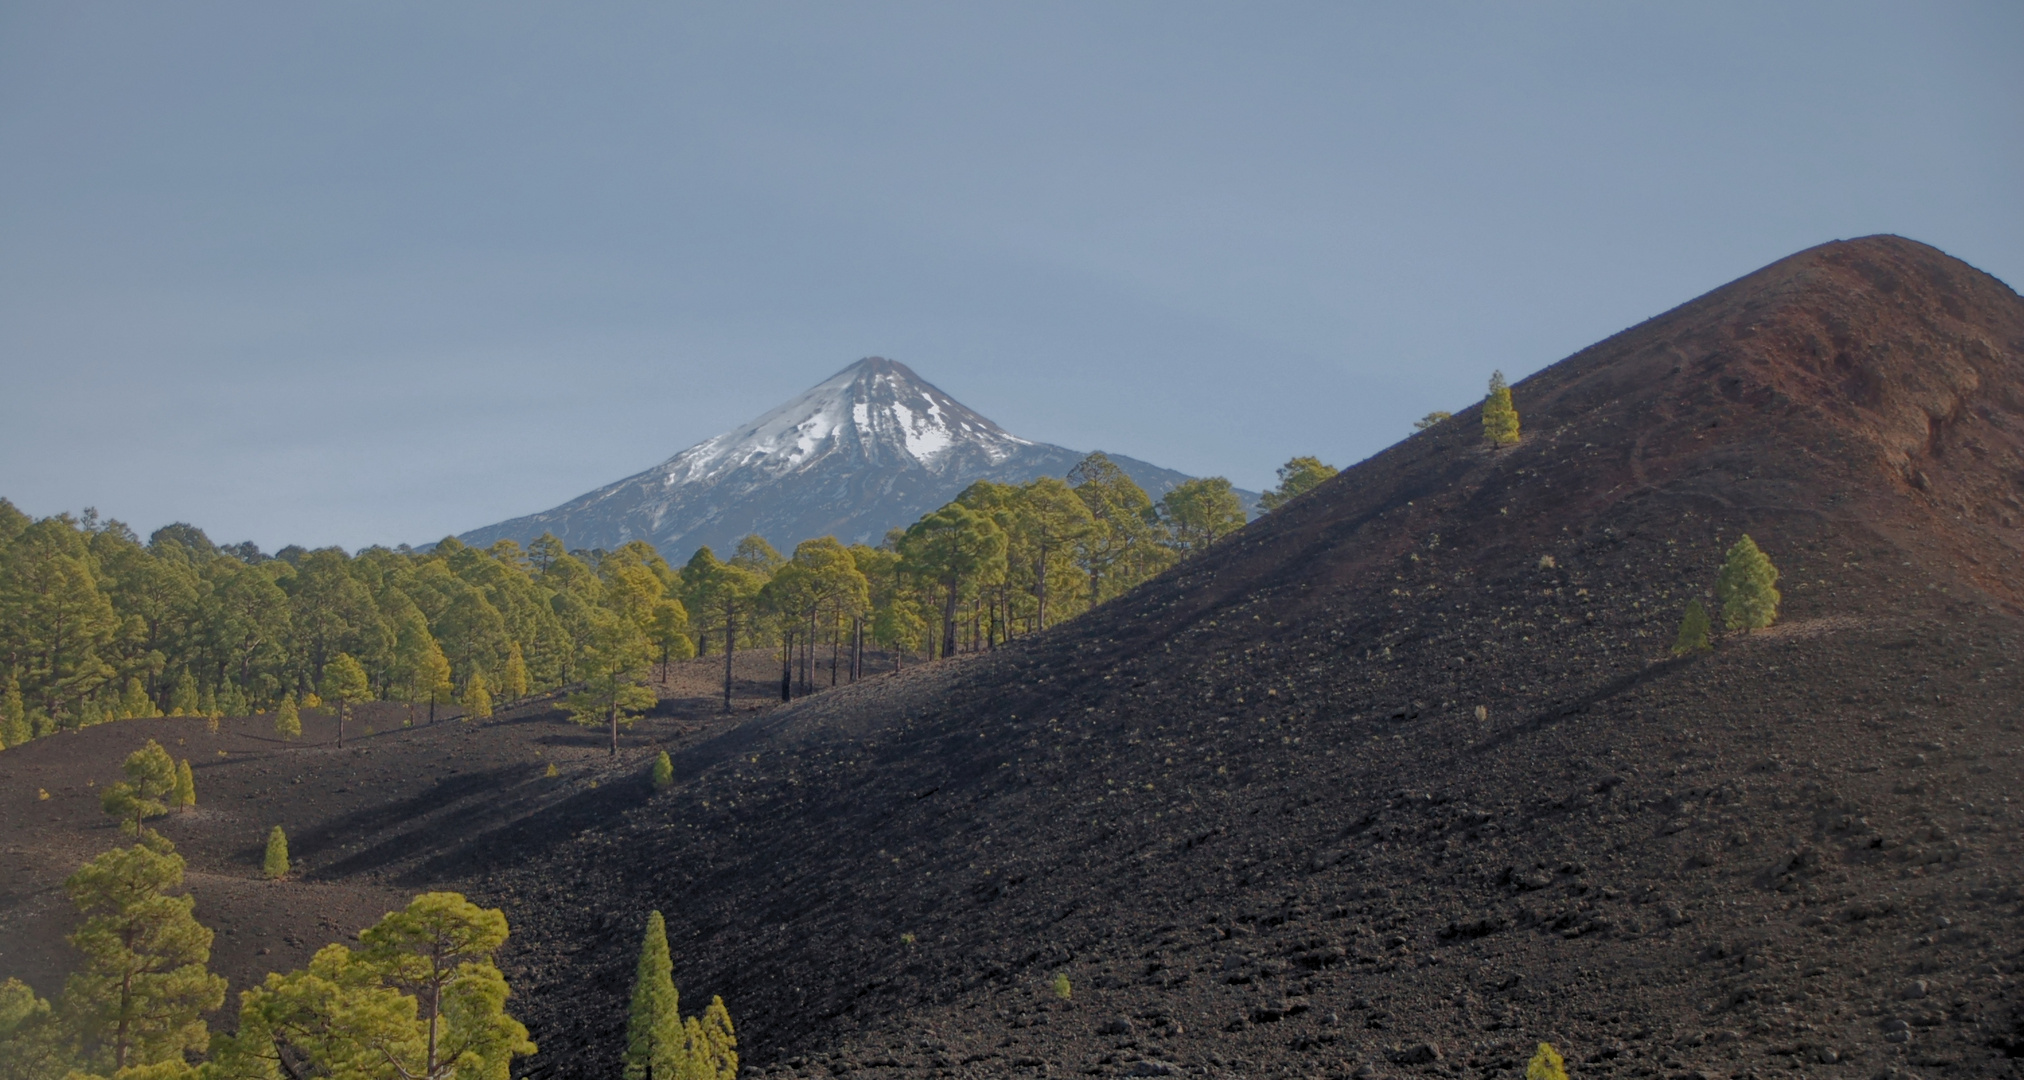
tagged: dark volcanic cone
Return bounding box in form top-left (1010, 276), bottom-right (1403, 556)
top-left (454, 236), bottom-right (2024, 1078)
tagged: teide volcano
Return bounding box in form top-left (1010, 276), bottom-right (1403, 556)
top-left (458, 358), bottom-right (1228, 558)
top-left (455, 235), bottom-right (2024, 1078)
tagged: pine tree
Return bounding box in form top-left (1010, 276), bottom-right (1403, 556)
top-left (263, 826), bottom-right (289, 880)
top-left (0, 975), bottom-right (63, 1080)
top-left (503, 641), bottom-right (531, 701)
top-left (167, 672), bottom-right (199, 717)
top-left (101, 740), bottom-right (178, 835)
top-left (651, 750), bottom-right (674, 790)
top-left (650, 600), bottom-right (695, 683)
top-left (211, 892), bottom-right (534, 1080)
top-left (274, 692), bottom-right (302, 740)
top-left (1482, 370), bottom-right (1521, 446)
top-left (1157, 477), bottom-right (1247, 556)
top-left (0, 675), bottom-right (27, 749)
top-left (1671, 599), bottom-right (1713, 655)
top-left (696, 995), bottom-right (738, 1080)
top-left (564, 607), bottom-right (657, 755)
top-left (121, 676), bottom-right (159, 720)
top-left (1526, 1042), bottom-right (1568, 1080)
top-left (625, 911), bottom-right (683, 1080)
top-left (319, 652), bottom-right (371, 748)
top-left (1258, 456), bottom-right (1339, 511)
top-left (1716, 533), bottom-right (1781, 631)
top-left (60, 840), bottom-right (227, 1073)
top-left (462, 669), bottom-right (494, 720)
top-left (173, 759), bottom-right (195, 812)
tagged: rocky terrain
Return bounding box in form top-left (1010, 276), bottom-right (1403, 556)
top-left (457, 356), bottom-right (1246, 559)
top-left (4, 235), bottom-right (2021, 1080)
top-left (464, 236), bottom-right (2024, 1079)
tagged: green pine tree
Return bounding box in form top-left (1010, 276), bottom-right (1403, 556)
top-left (60, 839), bottom-right (228, 1073)
top-left (319, 652), bottom-right (371, 748)
top-left (1157, 477), bottom-right (1247, 556)
top-left (1671, 599), bottom-right (1713, 655)
top-left (263, 826), bottom-right (289, 880)
top-left (1258, 457), bottom-right (1340, 511)
top-left (1716, 534), bottom-right (1781, 631)
top-left (0, 675), bottom-right (27, 749)
top-left (101, 740), bottom-right (178, 835)
top-left (120, 676), bottom-right (159, 720)
top-left (650, 750), bottom-right (674, 790)
top-left (210, 892), bottom-right (534, 1080)
top-left (167, 672), bottom-right (199, 717)
top-left (1482, 370), bottom-right (1521, 446)
top-left (173, 759), bottom-right (196, 812)
top-left (461, 669), bottom-right (494, 721)
top-left (274, 692), bottom-right (302, 740)
top-left (503, 641), bottom-right (531, 701)
top-left (696, 995), bottom-right (738, 1080)
top-left (0, 975), bottom-right (63, 1080)
top-left (625, 910), bottom-right (683, 1080)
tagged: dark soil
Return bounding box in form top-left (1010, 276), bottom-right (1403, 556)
top-left (0, 648), bottom-right (796, 998)
top-left (6, 235), bottom-right (2023, 1080)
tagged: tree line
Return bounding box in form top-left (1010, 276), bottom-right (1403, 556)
top-left (0, 451), bottom-right (1343, 754)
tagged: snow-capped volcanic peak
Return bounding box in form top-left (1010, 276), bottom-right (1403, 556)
top-left (664, 357), bottom-right (1029, 484)
top-left (455, 354), bottom-right (1224, 562)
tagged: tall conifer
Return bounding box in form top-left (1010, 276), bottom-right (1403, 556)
top-left (503, 642), bottom-right (531, 701)
top-left (1482, 370), bottom-right (1521, 446)
top-left (625, 911), bottom-right (683, 1080)
top-left (274, 693), bottom-right (302, 739)
top-left (0, 675), bottom-right (27, 749)
top-left (1716, 534), bottom-right (1781, 631)
top-left (319, 652), bottom-right (371, 748)
top-left (120, 677), bottom-right (158, 720)
top-left (263, 826), bottom-right (289, 880)
top-left (173, 759), bottom-right (195, 812)
top-left (697, 996), bottom-right (738, 1080)
top-left (462, 669), bottom-right (494, 720)
top-left (167, 672), bottom-right (199, 717)
top-left (61, 840), bottom-right (227, 1072)
top-left (101, 740), bottom-right (177, 834)
top-left (1671, 599), bottom-right (1713, 655)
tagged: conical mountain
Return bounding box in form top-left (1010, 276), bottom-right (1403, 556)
top-left (457, 237), bottom-right (2020, 1076)
top-left (458, 357), bottom-right (1228, 558)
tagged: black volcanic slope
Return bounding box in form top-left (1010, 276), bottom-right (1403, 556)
top-left (447, 236), bottom-right (2023, 1080)
top-left (426, 236), bottom-right (2024, 1079)
top-left (449, 236), bottom-right (2024, 1079)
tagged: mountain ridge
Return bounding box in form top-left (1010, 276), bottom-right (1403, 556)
top-left (457, 357), bottom-right (1254, 559)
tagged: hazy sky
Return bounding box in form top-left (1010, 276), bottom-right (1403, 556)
top-left (3, 3), bottom-right (2018, 551)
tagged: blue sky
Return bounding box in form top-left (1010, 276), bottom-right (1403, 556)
top-left (2, 2), bottom-right (2018, 550)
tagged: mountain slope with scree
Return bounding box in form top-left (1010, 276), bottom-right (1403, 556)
top-left (461, 235), bottom-right (2023, 1079)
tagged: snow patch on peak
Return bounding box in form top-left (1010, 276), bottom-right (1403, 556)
top-left (656, 356), bottom-right (1040, 482)
top-left (893, 400), bottom-right (954, 461)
